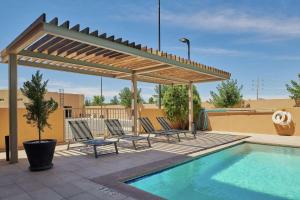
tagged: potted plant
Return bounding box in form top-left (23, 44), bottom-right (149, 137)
top-left (21, 71), bottom-right (58, 171)
top-left (286, 73), bottom-right (300, 107)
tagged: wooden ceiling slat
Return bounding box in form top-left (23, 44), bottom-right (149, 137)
top-left (78, 48), bottom-right (105, 61)
top-left (57, 41), bottom-right (81, 55)
top-left (47, 39), bottom-right (73, 55)
top-left (27, 35), bottom-right (54, 51)
top-left (94, 49), bottom-right (111, 56)
top-left (102, 51), bottom-right (119, 57)
top-left (76, 45), bottom-right (97, 55)
top-left (71, 46), bottom-right (98, 59)
top-left (108, 52), bottom-right (124, 58)
top-left (82, 49), bottom-right (111, 62)
top-left (65, 43), bottom-right (89, 56)
top-left (37, 37), bottom-right (64, 52)
top-left (86, 48), bottom-right (104, 56)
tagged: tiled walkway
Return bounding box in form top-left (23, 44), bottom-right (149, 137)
top-left (0, 132), bottom-right (298, 200)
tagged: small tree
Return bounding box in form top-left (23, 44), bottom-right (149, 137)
top-left (148, 97), bottom-right (155, 104)
top-left (163, 85), bottom-right (201, 129)
top-left (20, 71), bottom-right (58, 142)
top-left (286, 73), bottom-right (300, 100)
top-left (92, 95), bottom-right (105, 106)
top-left (209, 79), bottom-right (243, 108)
top-left (153, 85), bottom-right (168, 104)
top-left (110, 95), bottom-right (120, 105)
top-left (119, 87), bottom-right (143, 108)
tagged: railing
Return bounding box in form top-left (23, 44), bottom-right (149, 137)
top-left (63, 107), bottom-right (133, 141)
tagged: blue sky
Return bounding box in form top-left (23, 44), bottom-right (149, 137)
top-left (0, 0), bottom-right (300, 102)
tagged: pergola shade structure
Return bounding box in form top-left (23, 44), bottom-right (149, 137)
top-left (1, 14), bottom-right (230, 163)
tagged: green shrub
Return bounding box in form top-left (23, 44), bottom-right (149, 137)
top-left (209, 79), bottom-right (243, 108)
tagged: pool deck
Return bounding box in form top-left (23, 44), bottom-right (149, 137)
top-left (0, 131), bottom-right (299, 200)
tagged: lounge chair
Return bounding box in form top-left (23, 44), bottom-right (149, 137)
top-left (104, 119), bottom-right (151, 150)
top-left (68, 120), bottom-right (118, 158)
top-left (138, 117), bottom-right (182, 142)
top-left (157, 117), bottom-right (196, 138)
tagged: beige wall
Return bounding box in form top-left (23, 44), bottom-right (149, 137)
top-left (0, 90), bottom-right (84, 109)
top-left (139, 108), bottom-right (165, 131)
top-left (0, 108), bottom-right (64, 150)
top-left (207, 108), bottom-right (300, 136)
top-left (243, 99), bottom-right (295, 109)
top-left (202, 98), bottom-right (296, 110)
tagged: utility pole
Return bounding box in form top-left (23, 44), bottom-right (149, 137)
top-left (157, 0), bottom-right (162, 109)
top-left (252, 78), bottom-right (264, 100)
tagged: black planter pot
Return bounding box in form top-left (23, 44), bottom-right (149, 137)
top-left (23, 139), bottom-right (57, 171)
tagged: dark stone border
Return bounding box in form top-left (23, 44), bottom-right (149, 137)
top-left (92, 136), bottom-right (249, 200)
top-left (93, 155), bottom-right (188, 200)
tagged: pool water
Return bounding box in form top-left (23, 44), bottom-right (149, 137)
top-left (128, 143), bottom-right (300, 200)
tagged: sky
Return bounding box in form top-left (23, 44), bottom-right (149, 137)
top-left (0, 0), bottom-right (300, 102)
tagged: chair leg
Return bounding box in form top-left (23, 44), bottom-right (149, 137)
top-left (93, 145), bottom-right (98, 158)
top-left (177, 133), bottom-right (181, 142)
top-left (132, 140), bottom-right (137, 150)
top-left (167, 135), bottom-right (170, 143)
top-left (184, 132), bottom-right (187, 137)
top-left (147, 137), bottom-right (151, 148)
top-left (67, 141), bottom-right (71, 150)
top-left (114, 142), bottom-right (119, 154)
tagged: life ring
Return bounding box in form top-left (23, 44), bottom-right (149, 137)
top-left (272, 111), bottom-right (292, 126)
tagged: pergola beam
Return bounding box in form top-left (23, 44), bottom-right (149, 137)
top-left (9, 54), bottom-right (18, 163)
top-left (116, 65), bottom-right (174, 78)
top-left (188, 82), bottom-right (193, 131)
top-left (19, 50), bottom-right (132, 74)
top-left (18, 60), bottom-right (116, 78)
top-left (131, 73), bottom-right (138, 135)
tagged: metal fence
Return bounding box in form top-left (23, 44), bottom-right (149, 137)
top-left (64, 107), bottom-right (133, 141)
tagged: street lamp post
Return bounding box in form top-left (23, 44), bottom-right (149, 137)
top-left (180, 37), bottom-right (193, 131)
top-left (179, 38), bottom-right (190, 60)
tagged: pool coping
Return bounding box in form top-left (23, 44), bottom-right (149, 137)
top-left (92, 137), bottom-right (249, 200)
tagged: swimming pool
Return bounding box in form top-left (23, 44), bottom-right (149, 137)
top-left (127, 143), bottom-right (300, 200)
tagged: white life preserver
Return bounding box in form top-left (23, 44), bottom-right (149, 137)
top-left (272, 111), bottom-right (292, 126)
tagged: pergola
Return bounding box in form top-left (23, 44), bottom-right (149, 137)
top-left (0, 14), bottom-right (230, 163)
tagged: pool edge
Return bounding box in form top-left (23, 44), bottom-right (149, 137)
top-left (92, 139), bottom-right (249, 200)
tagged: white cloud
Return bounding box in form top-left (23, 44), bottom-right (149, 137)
top-left (115, 7), bottom-right (300, 39)
top-left (162, 9), bottom-right (300, 38)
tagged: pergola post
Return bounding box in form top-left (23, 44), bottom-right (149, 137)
top-left (8, 53), bottom-right (18, 163)
top-left (131, 73), bottom-right (138, 135)
top-left (188, 82), bottom-right (193, 131)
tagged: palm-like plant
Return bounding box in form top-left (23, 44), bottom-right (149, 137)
top-left (286, 73), bottom-right (300, 100)
top-left (20, 71), bottom-right (58, 142)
